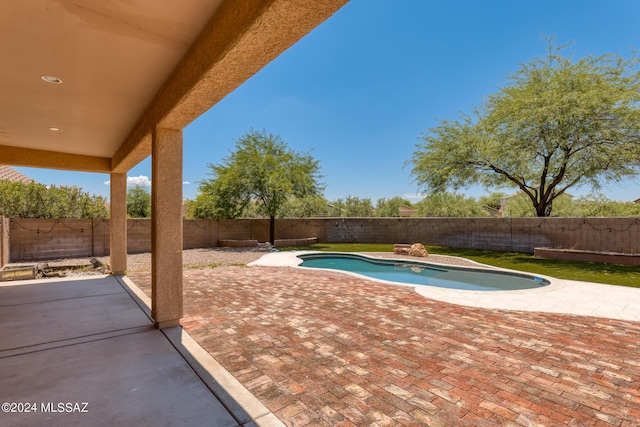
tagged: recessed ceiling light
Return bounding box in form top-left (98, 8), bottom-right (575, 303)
top-left (49, 127), bottom-right (63, 132)
top-left (41, 75), bottom-right (62, 84)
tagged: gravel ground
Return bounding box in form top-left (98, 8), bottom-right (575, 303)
top-left (32, 247), bottom-right (479, 277)
top-left (38, 247), bottom-right (273, 275)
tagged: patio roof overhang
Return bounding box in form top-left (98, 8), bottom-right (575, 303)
top-left (0, 0), bottom-right (348, 173)
top-left (0, 0), bottom-right (349, 328)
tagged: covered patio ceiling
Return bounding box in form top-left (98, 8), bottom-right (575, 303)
top-left (0, 0), bottom-right (348, 174)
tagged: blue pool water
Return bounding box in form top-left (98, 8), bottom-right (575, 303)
top-left (298, 253), bottom-right (549, 291)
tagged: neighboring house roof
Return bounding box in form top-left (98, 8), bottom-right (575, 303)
top-left (398, 205), bottom-right (415, 217)
top-left (0, 166), bottom-right (33, 183)
top-left (482, 205), bottom-right (500, 217)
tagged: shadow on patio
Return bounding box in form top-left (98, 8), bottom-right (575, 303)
top-left (0, 275), bottom-right (283, 427)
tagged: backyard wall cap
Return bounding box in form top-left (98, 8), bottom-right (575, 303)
top-left (535, 247), bottom-right (640, 267)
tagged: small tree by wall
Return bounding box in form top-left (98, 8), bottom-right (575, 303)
top-left (127, 185), bottom-right (151, 218)
top-left (193, 129), bottom-right (324, 244)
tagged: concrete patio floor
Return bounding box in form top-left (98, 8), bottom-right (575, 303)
top-left (128, 266), bottom-right (640, 426)
top-left (0, 275), bottom-right (283, 427)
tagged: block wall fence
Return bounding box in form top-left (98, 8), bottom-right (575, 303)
top-left (1, 216), bottom-right (639, 265)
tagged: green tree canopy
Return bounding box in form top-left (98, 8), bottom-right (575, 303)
top-left (0, 180), bottom-right (108, 218)
top-left (194, 129), bottom-right (323, 243)
top-left (279, 195), bottom-right (330, 217)
top-left (375, 197), bottom-right (413, 217)
top-left (127, 185), bottom-right (151, 218)
top-left (478, 192), bottom-right (506, 211)
top-left (500, 192), bottom-right (576, 217)
top-left (414, 192), bottom-right (488, 217)
top-left (573, 194), bottom-right (640, 217)
top-left (409, 40), bottom-right (640, 217)
top-left (329, 196), bottom-right (375, 217)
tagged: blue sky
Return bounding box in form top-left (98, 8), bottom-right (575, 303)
top-left (18, 0), bottom-right (640, 202)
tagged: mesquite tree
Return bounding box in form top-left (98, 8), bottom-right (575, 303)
top-left (194, 129), bottom-right (323, 243)
top-left (409, 40), bottom-right (640, 216)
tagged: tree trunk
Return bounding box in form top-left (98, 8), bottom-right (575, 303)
top-left (536, 199), bottom-right (552, 217)
top-left (269, 215), bottom-right (275, 245)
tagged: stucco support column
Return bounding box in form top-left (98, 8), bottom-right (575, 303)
top-left (0, 216), bottom-right (9, 268)
top-left (109, 173), bottom-right (127, 275)
top-left (151, 127), bottom-right (183, 329)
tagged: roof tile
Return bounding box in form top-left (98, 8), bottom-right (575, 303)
top-left (0, 166), bottom-right (33, 183)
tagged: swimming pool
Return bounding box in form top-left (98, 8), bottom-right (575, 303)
top-left (297, 253), bottom-right (550, 291)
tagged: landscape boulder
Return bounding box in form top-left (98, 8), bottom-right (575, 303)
top-left (394, 243), bottom-right (428, 257)
top-left (409, 243), bottom-right (429, 257)
top-left (393, 244), bottom-right (411, 254)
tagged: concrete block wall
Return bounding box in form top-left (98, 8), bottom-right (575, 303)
top-left (91, 219), bottom-right (110, 257)
top-left (7, 216), bottom-right (640, 262)
top-left (217, 219), bottom-right (255, 241)
top-left (317, 217), bottom-right (640, 254)
top-left (183, 220), bottom-right (215, 249)
top-left (126, 219), bottom-right (152, 254)
top-left (9, 218), bottom-right (94, 261)
top-left (276, 218), bottom-right (327, 241)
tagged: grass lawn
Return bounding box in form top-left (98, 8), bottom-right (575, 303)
top-left (279, 243), bottom-right (640, 289)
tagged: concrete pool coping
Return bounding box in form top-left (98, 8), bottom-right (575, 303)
top-left (249, 251), bottom-right (640, 322)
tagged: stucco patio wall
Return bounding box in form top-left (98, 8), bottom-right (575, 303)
top-left (6, 217), bottom-right (640, 262)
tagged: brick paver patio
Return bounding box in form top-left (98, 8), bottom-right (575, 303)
top-left (129, 266), bottom-right (640, 426)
